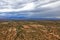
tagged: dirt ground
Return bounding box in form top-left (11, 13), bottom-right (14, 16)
top-left (0, 20), bottom-right (60, 40)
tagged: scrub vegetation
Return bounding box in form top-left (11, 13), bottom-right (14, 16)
top-left (0, 20), bottom-right (60, 40)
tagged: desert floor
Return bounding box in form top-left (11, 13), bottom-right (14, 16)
top-left (0, 20), bottom-right (60, 40)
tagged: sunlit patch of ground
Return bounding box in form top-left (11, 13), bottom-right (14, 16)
top-left (0, 20), bottom-right (60, 40)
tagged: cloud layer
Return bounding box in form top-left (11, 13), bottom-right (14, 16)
top-left (0, 0), bottom-right (60, 12)
top-left (0, 0), bottom-right (60, 19)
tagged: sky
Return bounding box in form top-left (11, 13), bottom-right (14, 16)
top-left (0, 0), bottom-right (60, 19)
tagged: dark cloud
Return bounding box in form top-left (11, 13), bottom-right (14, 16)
top-left (0, 0), bottom-right (60, 19)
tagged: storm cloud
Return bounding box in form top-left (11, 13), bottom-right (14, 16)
top-left (0, 0), bottom-right (60, 19)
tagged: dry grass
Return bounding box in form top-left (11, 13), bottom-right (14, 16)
top-left (0, 20), bottom-right (60, 40)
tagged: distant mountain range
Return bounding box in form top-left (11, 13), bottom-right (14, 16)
top-left (0, 16), bottom-right (60, 21)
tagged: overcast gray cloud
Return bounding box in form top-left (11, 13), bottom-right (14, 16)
top-left (0, 0), bottom-right (60, 19)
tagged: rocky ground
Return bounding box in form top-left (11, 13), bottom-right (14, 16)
top-left (0, 20), bottom-right (60, 40)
